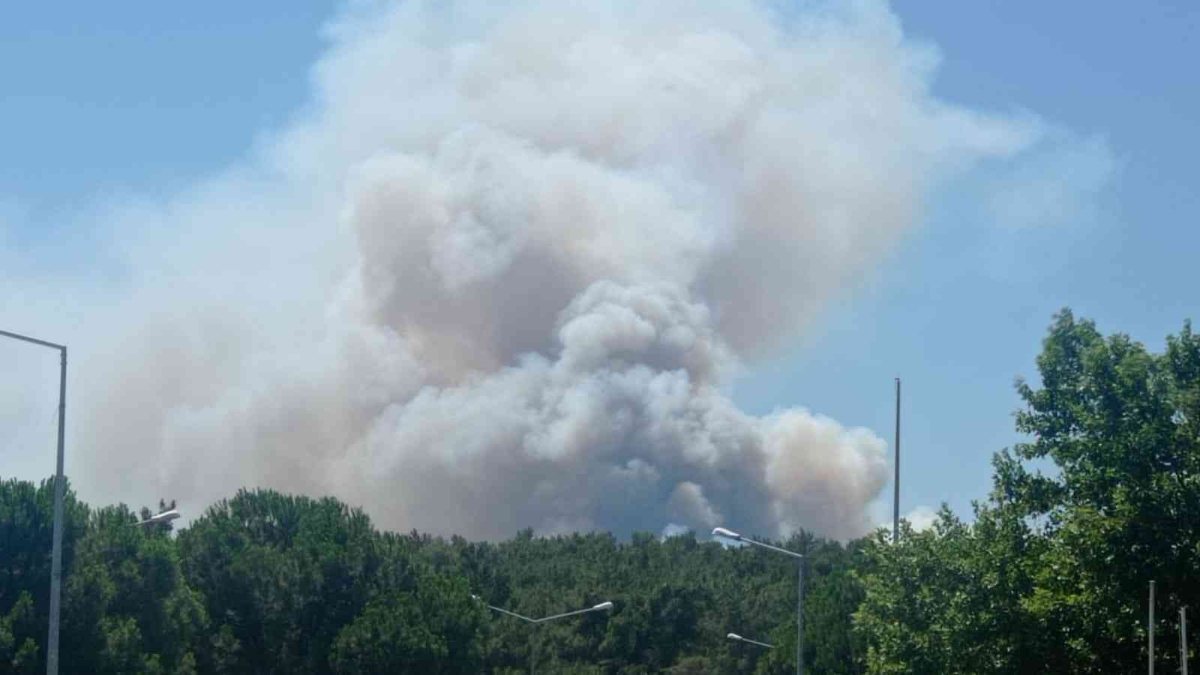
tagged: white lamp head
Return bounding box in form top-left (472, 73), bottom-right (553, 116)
top-left (712, 527), bottom-right (741, 540)
top-left (153, 509), bottom-right (181, 523)
top-left (727, 633), bottom-right (742, 641)
top-left (138, 509), bottom-right (181, 526)
top-left (592, 601), bottom-right (614, 611)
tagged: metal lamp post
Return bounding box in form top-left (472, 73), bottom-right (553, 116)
top-left (714, 527), bottom-right (805, 675)
top-left (728, 632), bottom-right (775, 649)
top-left (473, 596), bottom-right (613, 673)
top-left (1, 329), bottom-right (67, 675)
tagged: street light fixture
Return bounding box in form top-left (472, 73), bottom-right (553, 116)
top-left (728, 632), bottom-right (775, 649)
top-left (714, 526), bottom-right (805, 675)
top-left (136, 509), bottom-right (181, 527)
top-left (712, 527), bottom-right (740, 540)
top-left (1, 328), bottom-right (67, 675)
top-left (472, 595), bottom-right (613, 624)
top-left (473, 595), bottom-right (613, 673)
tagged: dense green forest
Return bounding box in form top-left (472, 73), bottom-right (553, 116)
top-left (2, 310), bottom-right (1198, 673)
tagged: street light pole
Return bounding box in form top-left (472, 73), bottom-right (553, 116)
top-left (0, 329), bottom-right (67, 675)
top-left (473, 596), bottom-right (613, 674)
top-left (714, 527), bottom-right (804, 675)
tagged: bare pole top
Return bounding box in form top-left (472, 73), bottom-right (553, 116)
top-left (893, 377), bottom-right (901, 545)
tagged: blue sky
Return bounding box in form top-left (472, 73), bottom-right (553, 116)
top-left (2, 1), bottom-right (1197, 530)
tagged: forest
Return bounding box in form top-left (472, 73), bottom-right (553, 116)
top-left (2, 310), bottom-right (1198, 673)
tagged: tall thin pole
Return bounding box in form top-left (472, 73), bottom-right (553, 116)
top-left (893, 378), bottom-right (900, 544)
top-left (1149, 580), bottom-right (1156, 675)
top-left (797, 559), bottom-right (804, 675)
top-left (47, 347), bottom-right (66, 675)
top-left (1182, 606), bottom-right (1189, 675)
top-left (0, 329), bottom-right (66, 675)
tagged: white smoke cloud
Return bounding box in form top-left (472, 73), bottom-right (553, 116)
top-left (3, 0), bottom-right (1044, 539)
top-left (904, 505), bottom-right (939, 533)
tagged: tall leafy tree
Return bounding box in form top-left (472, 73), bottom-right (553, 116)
top-left (1006, 311), bottom-right (1200, 671)
top-left (178, 489), bottom-right (381, 674)
top-left (856, 310), bottom-right (1200, 673)
top-left (61, 503), bottom-right (206, 673)
top-left (330, 573), bottom-right (485, 673)
top-left (0, 477), bottom-right (86, 673)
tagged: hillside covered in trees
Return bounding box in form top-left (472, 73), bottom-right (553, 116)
top-left (2, 310), bottom-right (1198, 673)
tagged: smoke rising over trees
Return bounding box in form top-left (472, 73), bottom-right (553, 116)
top-left (3, 0), bottom-right (1053, 541)
top-left (4, 311), bottom-right (1198, 672)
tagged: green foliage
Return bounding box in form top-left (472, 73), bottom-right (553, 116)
top-left (1008, 312), bottom-right (1200, 671)
top-left (178, 489), bottom-right (381, 674)
top-left (0, 591), bottom-right (39, 674)
top-left (856, 310), bottom-right (1200, 673)
top-left (855, 508), bottom-right (1045, 674)
top-left (330, 574), bottom-right (485, 673)
top-left (2, 481), bottom-right (845, 673)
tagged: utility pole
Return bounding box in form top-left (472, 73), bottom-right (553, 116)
top-left (0, 329), bottom-right (67, 675)
top-left (893, 378), bottom-right (900, 544)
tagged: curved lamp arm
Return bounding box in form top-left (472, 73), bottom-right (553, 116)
top-left (712, 527), bottom-right (804, 560)
top-left (728, 632), bottom-right (775, 649)
top-left (473, 596), bottom-right (614, 624)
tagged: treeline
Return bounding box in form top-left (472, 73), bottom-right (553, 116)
top-left (2, 310), bottom-right (1198, 673)
top-left (1, 480), bottom-right (862, 673)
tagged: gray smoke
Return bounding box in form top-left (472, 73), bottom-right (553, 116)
top-left (5, 0), bottom-right (1038, 540)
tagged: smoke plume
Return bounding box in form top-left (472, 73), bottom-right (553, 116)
top-left (5, 0), bottom-right (1037, 539)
